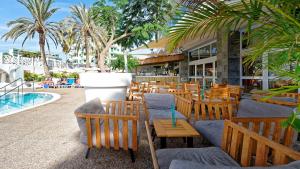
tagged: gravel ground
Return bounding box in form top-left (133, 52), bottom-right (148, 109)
top-left (0, 88), bottom-right (204, 169)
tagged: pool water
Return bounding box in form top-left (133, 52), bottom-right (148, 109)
top-left (0, 93), bottom-right (54, 116)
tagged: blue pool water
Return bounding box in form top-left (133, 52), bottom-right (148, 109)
top-left (0, 93), bottom-right (54, 116)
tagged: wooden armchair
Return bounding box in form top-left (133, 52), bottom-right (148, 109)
top-left (75, 100), bottom-right (140, 162)
top-left (146, 120), bottom-right (300, 169)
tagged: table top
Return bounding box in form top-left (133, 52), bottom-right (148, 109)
top-left (153, 119), bottom-right (200, 138)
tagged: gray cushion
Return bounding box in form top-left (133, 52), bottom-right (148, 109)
top-left (156, 147), bottom-right (240, 169)
top-left (149, 109), bottom-right (187, 125)
top-left (144, 93), bottom-right (175, 110)
top-left (237, 99), bottom-right (294, 117)
top-left (74, 98), bottom-right (105, 144)
top-left (168, 160), bottom-right (300, 169)
top-left (194, 120), bottom-right (224, 147)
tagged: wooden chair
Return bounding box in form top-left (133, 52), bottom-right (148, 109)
top-left (163, 89), bottom-right (193, 100)
top-left (232, 117), bottom-right (295, 147)
top-left (75, 100), bottom-right (140, 162)
top-left (194, 99), bottom-right (233, 121)
top-left (146, 120), bottom-right (300, 169)
top-left (184, 83), bottom-right (201, 99)
top-left (128, 81), bottom-right (139, 100)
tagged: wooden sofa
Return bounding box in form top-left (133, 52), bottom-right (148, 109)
top-left (193, 99), bottom-right (295, 147)
top-left (75, 100), bottom-right (140, 162)
top-left (252, 92), bottom-right (300, 107)
top-left (145, 120), bottom-right (300, 169)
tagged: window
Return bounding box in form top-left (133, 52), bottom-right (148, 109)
top-left (205, 63), bottom-right (213, 76)
top-left (242, 57), bottom-right (262, 76)
top-left (197, 64), bottom-right (203, 77)
top-left (189, 65), bottom-right (195, 76)
top-left (199, 45), bottom-right (210, 59)
top-left (211, 43), bottom-right (217, 56)
top-left (189, 50), bottom-right (198, 61)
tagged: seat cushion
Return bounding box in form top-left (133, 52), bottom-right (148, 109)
top-left (194, 120), bottom-right (224, 147)
top-left (156, 147), bottom-right (240, 169)
top-left (144, 93), bottom-right (175, 110)
top-left (237, 99), bottom-right (294, 117)
top-left (168, 160), bottom-right (300, 169)
top-left (149, 109), bottom-right (187, 125)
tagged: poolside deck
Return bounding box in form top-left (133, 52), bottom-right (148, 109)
top-left (0, 88), bottom-right (155, 169)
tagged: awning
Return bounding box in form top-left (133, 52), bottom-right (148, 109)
top-left (139, 54), bottom-right (185, 65)
top-left (135, 37), bottom-right (169, 50)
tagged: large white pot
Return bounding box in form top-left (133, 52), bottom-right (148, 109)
top-left (80, 72), bottom-right (132, 102)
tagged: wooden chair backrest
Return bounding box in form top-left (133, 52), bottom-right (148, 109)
top-left (75, 100), bottom-right (140, 151)
top-left (222, 120), bottom-right (300, 167)
top-left (194, 100), bottom-right (233, 121)
top-left (167, 89), bottom-right (192, 100)
top-left (212, 83), bottom-right (227, 88)
top-left (145, 121), bottom-right (159, 169)
top-left (208, 87), bottom-right (230, 100)
top-left (175, 95), bottom-right (193, 119)
top-left (184, 83), bottom-right (200, 94)
top-left (232, 117), bottom-right (295, 147)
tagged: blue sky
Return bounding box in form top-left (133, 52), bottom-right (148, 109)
top-left (0, 0), bottom-right (95, 60)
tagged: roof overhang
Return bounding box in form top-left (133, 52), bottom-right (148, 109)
top-left (139, 54), bottom-right (185, 66)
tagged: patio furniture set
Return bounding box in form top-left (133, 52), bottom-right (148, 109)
top-left (74, 80), bottom-right (300, 168)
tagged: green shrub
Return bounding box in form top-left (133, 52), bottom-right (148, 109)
top-left (24, 71), bottom-right (45, 82)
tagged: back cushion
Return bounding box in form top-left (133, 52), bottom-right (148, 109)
top-left (74, 98), bottom-right (105, 144)
top-left (144, 93), bottom-right (175, 110)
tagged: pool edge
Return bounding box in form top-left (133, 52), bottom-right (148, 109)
top-left (0, 92), bottom-right (61, 118)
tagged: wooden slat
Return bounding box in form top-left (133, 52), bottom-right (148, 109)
top-left (274, 150), bottom-right (287, 165)
top-left (229, 129), bottom-right (239, 160)
top-left (208, 104), bottom-right (213, 120)
top-left (201, 103), bottom-right (206, 120)
top-left (255, 142), bottom-right (267, 166)
top-left (95, 118), bottom-right (101, 148)
top-left (123, 120), bottom-right (128, 150)
top-left (132, 120), bottom-right (138, 151)
top-left (113, 118), bottom-right (119, 150)
top-left (215, 104), bottom-right (221, 120)
top-left (104, 118), bottom-right (110, 149)
top-left (86, 116), bottom-right (93, 148)
top-left (263, 122), bottom-right (271, 138)
top-left (240, 135), bottom-right (251, 166)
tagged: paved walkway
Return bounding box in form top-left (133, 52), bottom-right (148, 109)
top-left (0, 88), bottom-right (152, 169)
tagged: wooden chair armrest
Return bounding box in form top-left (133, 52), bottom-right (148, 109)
top-left (145, 121), bottom-right (159, 169)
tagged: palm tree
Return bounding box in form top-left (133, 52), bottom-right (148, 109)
top-left (69, 4), bottom-right (107, 68)
top-left (170, 0), bottom-right (300, 129)
top-left (2, 0), bottom-right (59, 77)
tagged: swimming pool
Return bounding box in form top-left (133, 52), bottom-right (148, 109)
top-left (0, 92), bottom-right (60, 117)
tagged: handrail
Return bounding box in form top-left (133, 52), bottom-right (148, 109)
top-left (0, 78), bottom-right (24, 98)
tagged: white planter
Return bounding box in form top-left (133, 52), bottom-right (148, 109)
top-left (80, 72), bottom-right (132, 102)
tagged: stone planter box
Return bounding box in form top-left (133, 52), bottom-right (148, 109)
top-left (80, 72), bottom-right (132, 102)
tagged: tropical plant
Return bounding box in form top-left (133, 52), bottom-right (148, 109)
top-left (169, 0), bottom-right (300, 130)
top-left (2, 0), bottom-right (59, 77)
top-left (110, 54), bottom-right (139, 72)
top-left (92, 0), bottom-right (177, 72)
top-left (68, 4), bottom-right (107, 68)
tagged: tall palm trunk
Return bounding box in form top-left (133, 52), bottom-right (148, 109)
top-left (84, 35), bottom-right (90, 68)
top-left (39, 33), bottom-right (50, 77)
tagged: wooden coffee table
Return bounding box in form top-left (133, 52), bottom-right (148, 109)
top-left (153, 119), bottom-right (200, 148)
